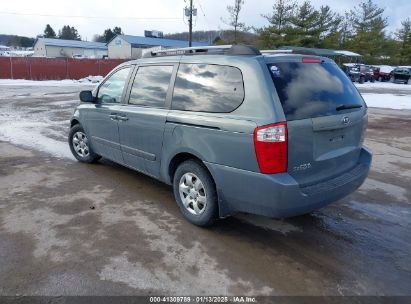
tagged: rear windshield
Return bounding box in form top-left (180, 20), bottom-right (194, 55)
top-left (268, 61), bottom-right (365, 121)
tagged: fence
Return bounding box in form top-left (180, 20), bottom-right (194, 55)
top-left (0, 57), bottom-right (126, 80)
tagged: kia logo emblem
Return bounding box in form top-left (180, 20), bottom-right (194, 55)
top-left (342, 116), bottom-right (350, 125)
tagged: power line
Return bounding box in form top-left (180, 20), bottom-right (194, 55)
top-left (195, 0), bottom-right (211, 26)
top-left (0, 11), bottom-right (181, 21)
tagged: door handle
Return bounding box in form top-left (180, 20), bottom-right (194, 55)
top-left (109, 113), bottom-right (118, 121)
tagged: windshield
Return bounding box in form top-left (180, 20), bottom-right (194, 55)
top-left (268, 61), bottom-right (365, 121)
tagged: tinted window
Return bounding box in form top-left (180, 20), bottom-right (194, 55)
top-left (129, 65), bottom-right (174, 108)
top-left (268, 62), bottom-right (365, 121)
top-left (172, 64), bottom-right (244, 113)
top-left (98, 67), bottom-right (131, 103)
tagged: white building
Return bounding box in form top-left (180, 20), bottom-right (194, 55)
top-left (107, 34), bottom-right (208, 59)
top-left (33, 38), bottom-right (107, 58)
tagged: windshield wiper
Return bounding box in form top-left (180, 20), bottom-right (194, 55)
top-left (336, 104), bottom-right (363, 111)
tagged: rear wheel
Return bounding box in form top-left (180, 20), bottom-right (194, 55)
top-left (359, 76), bottom-right (365, 84)
top-left (68, 124), bottom-right (100, 163)
top-left (173, 160), bottom-right (218, 226)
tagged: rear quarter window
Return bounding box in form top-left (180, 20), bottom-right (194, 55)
top-left (172, 63), bottom-right (244, 113)
top-left (269, 61), bottom-right (365, 121)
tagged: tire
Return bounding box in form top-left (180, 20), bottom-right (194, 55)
top-left (371, 77), bottom-right (375, 83)
top-left (359, 76), bottom-right (365, 84)
top-left (68, 124), bottom-right (101, 163)
top-left (173, 160), bottom-right (218, 226)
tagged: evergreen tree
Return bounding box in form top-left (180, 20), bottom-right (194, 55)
top-left (113, 27), bottom-right (123, 35)
top-left (257, 0), bottom-right (296, 48)
top-left (315, 6), bottom-right (342, 48)
top-left (94, 27), bottom-right (124, 43)
top-left (43, 24), bottom-right (56, 38)
top-left (58, 25), bottom-right (81, 40)
top-left (348, 0), bottom-right (388, 63)
top-left (286, 1), bottom-right (320, 47)
top-left (93, 34), bottom-right (106, 43)
top-left (103, 29), bottom-right (115, 42)
top-left (396, 18), bottom-right (411, 64)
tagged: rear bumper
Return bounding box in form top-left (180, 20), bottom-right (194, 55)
top-left (205, 147), bottom-right (372, 218)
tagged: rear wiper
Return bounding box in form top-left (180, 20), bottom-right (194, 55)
top-left (336, 104), bottom-right (363, 111)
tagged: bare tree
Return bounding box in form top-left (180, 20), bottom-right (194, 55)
top-left (223, 0), bottom-right (247, 43)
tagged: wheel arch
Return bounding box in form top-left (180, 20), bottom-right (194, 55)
top-left (168, 152), bottom-right (206, 184)
top-left (70, 118), bottom-right (80, 128)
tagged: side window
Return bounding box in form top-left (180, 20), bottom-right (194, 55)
top-left (97, 67), bottom-right (131, 103)
top-left (129, 65), bottom-right (174, 108)
top-left (172, 64), bottom-right (244, 113)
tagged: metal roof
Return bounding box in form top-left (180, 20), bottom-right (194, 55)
top-left (279, 46), bottom-right (362, 57)
top-left (35, 38), bottom-right (107, 50)
top-left (112, 35), bottom-right (208, 48)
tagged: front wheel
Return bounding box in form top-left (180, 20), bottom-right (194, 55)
top-left (68, 124), bottom-right (101, 163)
top-left (173, 160), bottom-right (218, 226)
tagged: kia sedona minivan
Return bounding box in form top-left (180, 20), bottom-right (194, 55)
top-left (69, 45), bottom-right (372, 226)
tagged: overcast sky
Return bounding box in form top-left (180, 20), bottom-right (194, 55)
top-left (0, 0), bottom-right (409, 40)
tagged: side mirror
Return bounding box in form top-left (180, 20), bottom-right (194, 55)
top-left (79, 90), bottom-right (95, 103)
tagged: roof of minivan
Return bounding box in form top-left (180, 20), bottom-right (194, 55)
top-left (122, 52), bottom-right (331, 66)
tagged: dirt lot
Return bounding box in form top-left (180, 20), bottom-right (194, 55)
top-left (0, 83), bottom-right (410, 296)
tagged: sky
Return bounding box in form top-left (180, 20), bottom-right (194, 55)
top-left (0, 0), bottom-right (409, 40)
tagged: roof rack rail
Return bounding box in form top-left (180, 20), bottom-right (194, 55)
top-left (261, 49), bottom-right (317, 56)
top-left (143, 44), bottom-right (261, 58)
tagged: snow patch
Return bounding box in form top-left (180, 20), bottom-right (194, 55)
top-left (355, 81), bottom-right (411, 90)
top-left (0, 120), bottom-right (74, 159)
top-left (361, 93), bottom-right (411, 110)
top-left (0, 79), bottom-right (97, 87)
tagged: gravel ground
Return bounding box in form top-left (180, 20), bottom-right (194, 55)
top-left (0, 83), bottom-right (410, 296)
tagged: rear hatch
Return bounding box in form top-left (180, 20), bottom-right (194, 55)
top-left (267, 57), bottom-right (367, 186)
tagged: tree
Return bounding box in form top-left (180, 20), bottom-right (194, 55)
top-left (257, 0), bottom-right (342, 49)
top-left (396, 18), bottom-right (411, 64)
top-left (347, 0), bottom-right (388, 63)
top-left (223, 0), bottom-right (247, 43)
top-left (92, 34), bottom-right (105, 43)
top-left (263, 0), bottom-right (296, 32)
top-left (286, 1), bottom-right (320, 47)
top-left (113, 27), bottom-right (123, 35)
top-left (95, 27), bottom-right (124, 43)
top-left (58, 25), bottom-right (81, 40)
top-left (257, 0), bottom-right (296, 48)
top-left (7, 36), bottom-right (35, 48)
top-left (103, 28), bottom-right (115, 42)
top-left (43, 24), bottom-right (56, 38)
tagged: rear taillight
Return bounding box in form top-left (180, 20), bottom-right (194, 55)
top-left (254, 122), bottom-right (288, 174)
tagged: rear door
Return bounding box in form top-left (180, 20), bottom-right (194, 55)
top-left (117, 64), bottom-right (177, 177)
top-left (267, 58), bottom-right (367, 186)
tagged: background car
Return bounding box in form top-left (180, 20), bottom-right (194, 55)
top-left (390, 67), bottom-right (411, 84)
top-left (342, 64), bottom-right (374, 83)
top-left (372, 65), bottom-right (394, 82)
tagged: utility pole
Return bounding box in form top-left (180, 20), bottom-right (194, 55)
top-left (188, 0), bottom-right (193, 47)
top-left (185, 0), bottom-right (196, 47)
